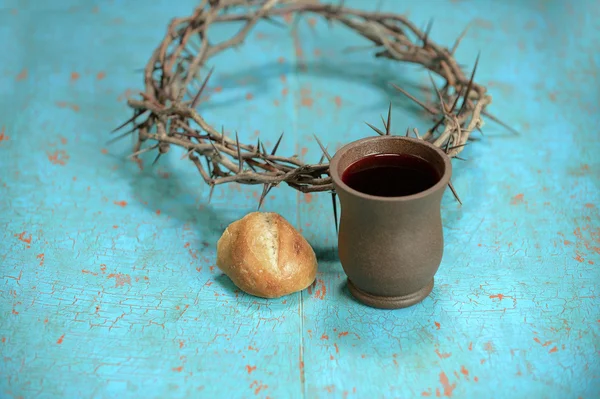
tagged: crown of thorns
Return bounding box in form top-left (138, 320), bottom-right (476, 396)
top-left (112, 0), bottom-right (513, 223)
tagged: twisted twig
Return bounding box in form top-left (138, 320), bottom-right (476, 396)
top-left (113, 0), bottom-right (507, 209)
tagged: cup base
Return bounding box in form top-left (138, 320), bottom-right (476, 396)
top-left (347, 278), bottom-right (434, 309)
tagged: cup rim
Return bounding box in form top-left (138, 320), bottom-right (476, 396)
top-left (329, 135), bottom-right (453, 202)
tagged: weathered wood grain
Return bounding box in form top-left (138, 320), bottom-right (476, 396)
top-left (0, 0), bottom-right (598, 398)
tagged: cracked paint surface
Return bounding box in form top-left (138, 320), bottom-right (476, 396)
top-left (0, 0), bottom-right (599, 398)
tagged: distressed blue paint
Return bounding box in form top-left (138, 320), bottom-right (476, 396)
top-left (1, 0), bottom-right (599, 398)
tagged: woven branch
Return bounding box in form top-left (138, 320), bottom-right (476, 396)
top-left (113, 0), bottom-right (505, 209)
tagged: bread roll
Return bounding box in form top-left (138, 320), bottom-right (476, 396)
top-left (216, 212), bottom-right (318, 298)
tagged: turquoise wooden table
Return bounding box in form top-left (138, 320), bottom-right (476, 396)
top-left (1, 0), bottom-right (599, 398)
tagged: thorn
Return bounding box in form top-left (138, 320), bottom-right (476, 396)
top-left (235, 131), bottom-right (243, 173)
top-left (107, 129), bottom-right (136, 144)
top-left (451, 24), bottom-right (471, 55)
top-left (423, 18), bottom-right (434, 47)
top-left (380, 114), bottom-right (387, 131)
top-left (458, 52), bottom-right (480, 116)
top-left (331, 192), bottom-right (339, 234)
top-left (258, 184), bottom-right (271, 210)
top-left (110, 110), bottom-right (145, 133)
top-left (152, 153), bottom-right (161, 166)
top-left (180, 148), bottom-right (194, 160)
top-left (453, 156), bottom-right (467, 161)
top-left (129, 144), bottom-right (158, 159)
top-left (413, 128), bottom-right (421, 139)
top-left (204, 156), bottom-right (212, 177)
top-left (386, 102), bottom-right (392, 135)
top-left (208, 184), bottom-right (215, 203)
top-left (263, 16), bottom-right (287, 28)
top-left (428, 116), bottom-right (445, 135)
top-left (256, 137), bottom-right (261, 154)
top-left (444, 137), bottom-right (452, 153)
top-left (448, 181), bottom-right (462, 205)
top-left (260, 142), bottom-right (268, 157)
top-left (365, 121), bottom-right (385, 136)
top-left (449, 87), bottom-right (463, 113)
top-left (261, 157), bottom-right (278, 171)
top-left (406, 127), bottom-right (410, 137)
top-left (221, 125), bottom-right (225, 146)
top-left (318, 153), bottom-right (326, 164)
top-left (448, 143), bottom-right (469, 150)
top-left (313, 134), bottom-right (331, 162)
top-left (482, 110), bottom-right (520, 136)
top-left (209, 140), bottom-right (221, 157)
top-left (428, 72), bottom-right (447, 113)
top-left (390, 83), bottom-right (436, 115)
top-left (191, 66), bottom-right (215, 108)
top-left (271, 131), bottom-right (284, 155)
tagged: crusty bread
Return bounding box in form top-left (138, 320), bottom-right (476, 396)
top-left (216, 212), bottom-right (318, 298)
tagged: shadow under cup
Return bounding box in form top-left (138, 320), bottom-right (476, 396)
top-left (330, 136), bottom-right (451, 309)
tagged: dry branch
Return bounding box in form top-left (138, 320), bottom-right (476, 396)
top-left (112, 0), bottom-right (507, 209)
